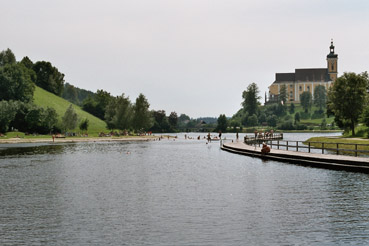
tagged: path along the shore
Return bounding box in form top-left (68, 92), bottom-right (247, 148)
top-left (0, 136), bottom-right (157, 144)
top-left (222, 141), bottom-right (369, 173)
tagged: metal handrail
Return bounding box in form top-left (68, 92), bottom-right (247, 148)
top-left (244, 139), bottom-right (369, 157)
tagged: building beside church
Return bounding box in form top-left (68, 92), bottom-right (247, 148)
top-left (267, 40), bottom-right (338, 104)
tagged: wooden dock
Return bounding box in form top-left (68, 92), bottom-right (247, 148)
top-left (221, 141), bottom-right (369, 173)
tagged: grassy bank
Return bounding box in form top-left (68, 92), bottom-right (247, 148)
top-left (305, 136), bottom-right (369, 156)
top-left (33, 86), bottom-right (107, 134)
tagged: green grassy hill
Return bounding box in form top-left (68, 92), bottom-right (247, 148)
top-left (33, 86), bottom-right (107, 133)
top-left (290, 103), bottom-right (334, 126)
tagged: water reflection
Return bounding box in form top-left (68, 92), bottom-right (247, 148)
top-left (0, 143), bottom-right (66, 158)
top-left (2, 132), bottom-right (369, 245)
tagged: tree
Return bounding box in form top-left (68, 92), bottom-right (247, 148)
top-left (112, 94), bottom-right (132, 130)
top-left (0, 100), bottom-right (18, 133)
top-left (300, 91), bottom-right (312, 113)
top-left (94, 90), bottom-right (112, 119)
top-left (151, 110), bottom-right (169, 132)
top-left (63, 84), bottom-right (79, 104)
top-left (0, 48), bottom-right (16, 67)
top-left (242, 83), bottom-right (260, 116)
top-left (82, 89), bottom-right (112, 120)
top-left (320, 118), bottom-right (327, 130)
top-left (279, 84), bottom-right (287, 104)
top-left (25, 105), bottom-right (44, 133)
top-left (328, 72), bottom-right (368, 136)
top-left (314, 85), bottom-right (327, 111)
top-left (132, 93), bottom-right (152, 131)
top-left (289, 103), bottom-right (295, 114)
top-left (294, 112), bottom-right (300, 124)
top-left (178, 113), bottom-right (191, 128)
top-left (168, 111), bottom-right (178, 130)
top-left (267, 115), bottom-right (277, 127)
top-left (20, 56), bottom-right (34, 69)
top-left (217, 114), bottom-right (228, 132)
top-left (62, 104), bottom-right (78, 132)
top-left (0, 64), bottom-right (35, 102)
top-left (79, 118), bottom-right (89, 132)
top-left (258, 113), bottom-right (266, 125)
top-left (43, 107), bottom-right (58, 133)
top-left (33, 61), bottom-right (65, 96)
top-left (247, 114), bottom-right (258, 127)
top-left (105, 97), bottom-right (118, 130)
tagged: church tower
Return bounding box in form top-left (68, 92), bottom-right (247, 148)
top-left (327, 39), bottom-right (338, 81)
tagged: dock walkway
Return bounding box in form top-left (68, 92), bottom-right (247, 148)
top-left (221, 141), bottom-right (369, 173)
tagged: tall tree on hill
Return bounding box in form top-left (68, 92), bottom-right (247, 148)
top-left (279, 84), bottom-right (287, 104)
top-left (20, 56), bottom-right (34, 69)
top-left (313, 85), bottom-right (327, 111)
top-left (242, 83), bottom-right (260, 116)
top-left (0, 64), bottom-right (35, 102)
top-left (0, 48), bottom-right (16, 67)
top-left (33, 61), bottom-right (65, 96)
top-left (63, 84), bottom-right (79, 104)
top-left (82, 89), bottom-right (112, 120)
top-left (328, 72), bottom-right (368, 136)
top-left (62, 104), bottom-right (78, 132)
top-left (95, 90), bottom-right (112, 119)
top-left (105, 94), bottom-right (132, 130)
top-left (300, 91), bottom-right (312, 113)
top-left (132, 93), bottom-right (152, 131)
top-left (79, 118), bottom-right (89, 133)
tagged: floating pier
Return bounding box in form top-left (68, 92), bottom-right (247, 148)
top-left (221, 141), bottom-right (369, 173)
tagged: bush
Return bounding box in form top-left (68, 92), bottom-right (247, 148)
top-left (278, 121), bottom-right (295, 130)
top-left (300, 111), bottom-right (311, 120)
top-left (312, 110), bottom-right (325, 119)
top-left (295, 124), bottom-right (308, 130)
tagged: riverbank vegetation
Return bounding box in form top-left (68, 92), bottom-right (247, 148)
top-left (226, 82), bottom-right (336, 133)
top-left (305, 136), bottom-right (369, 156)
top-left (227, 70), bottom-right (369, 138)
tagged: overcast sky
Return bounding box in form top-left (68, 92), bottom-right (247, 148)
top-left (1, 0), bottom-right (369, 118)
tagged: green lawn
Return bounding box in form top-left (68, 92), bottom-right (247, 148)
top-left (286, 103), bottom-right (335, 126)
top-left (305, 136), bottom-right (369, 156)
top-left (33, 86), bottom-right (107, 134)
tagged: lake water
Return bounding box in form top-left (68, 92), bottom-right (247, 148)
top-left (2, 132), bottom-right (369, 245)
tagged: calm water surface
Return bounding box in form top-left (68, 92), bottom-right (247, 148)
top-left (1, 132), bottom-right (369, 245)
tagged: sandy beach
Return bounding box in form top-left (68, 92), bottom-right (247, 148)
top-left (0, 136), bottom-right (158, 144)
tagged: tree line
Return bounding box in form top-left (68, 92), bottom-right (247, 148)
top-left (0, 48), bottom-right (61, 133)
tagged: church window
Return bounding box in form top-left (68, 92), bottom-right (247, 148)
top-left (299, 86), bottom-right (302, 91)
top-left (307, 86), bottom-right (310, 91)
top-left (290, 84), bottom-right (293, 88)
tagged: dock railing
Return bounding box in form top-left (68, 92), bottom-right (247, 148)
top-left (244, 137), bottom-right (369, 157)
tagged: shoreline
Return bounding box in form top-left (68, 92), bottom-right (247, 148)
top-left (0, 136), bottom-right (158, 144)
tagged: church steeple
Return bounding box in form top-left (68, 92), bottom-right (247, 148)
top-left (327, 39), bottom-right (338, 81)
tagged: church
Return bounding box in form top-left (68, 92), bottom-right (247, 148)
top-left (267, 40), bottom-right (338, 104)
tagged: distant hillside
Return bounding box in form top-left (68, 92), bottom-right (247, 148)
top-left (33, 86), bottom-right (107, 132)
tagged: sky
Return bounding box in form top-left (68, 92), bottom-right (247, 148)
top-left (1, 0), bottom-right (369, 118)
